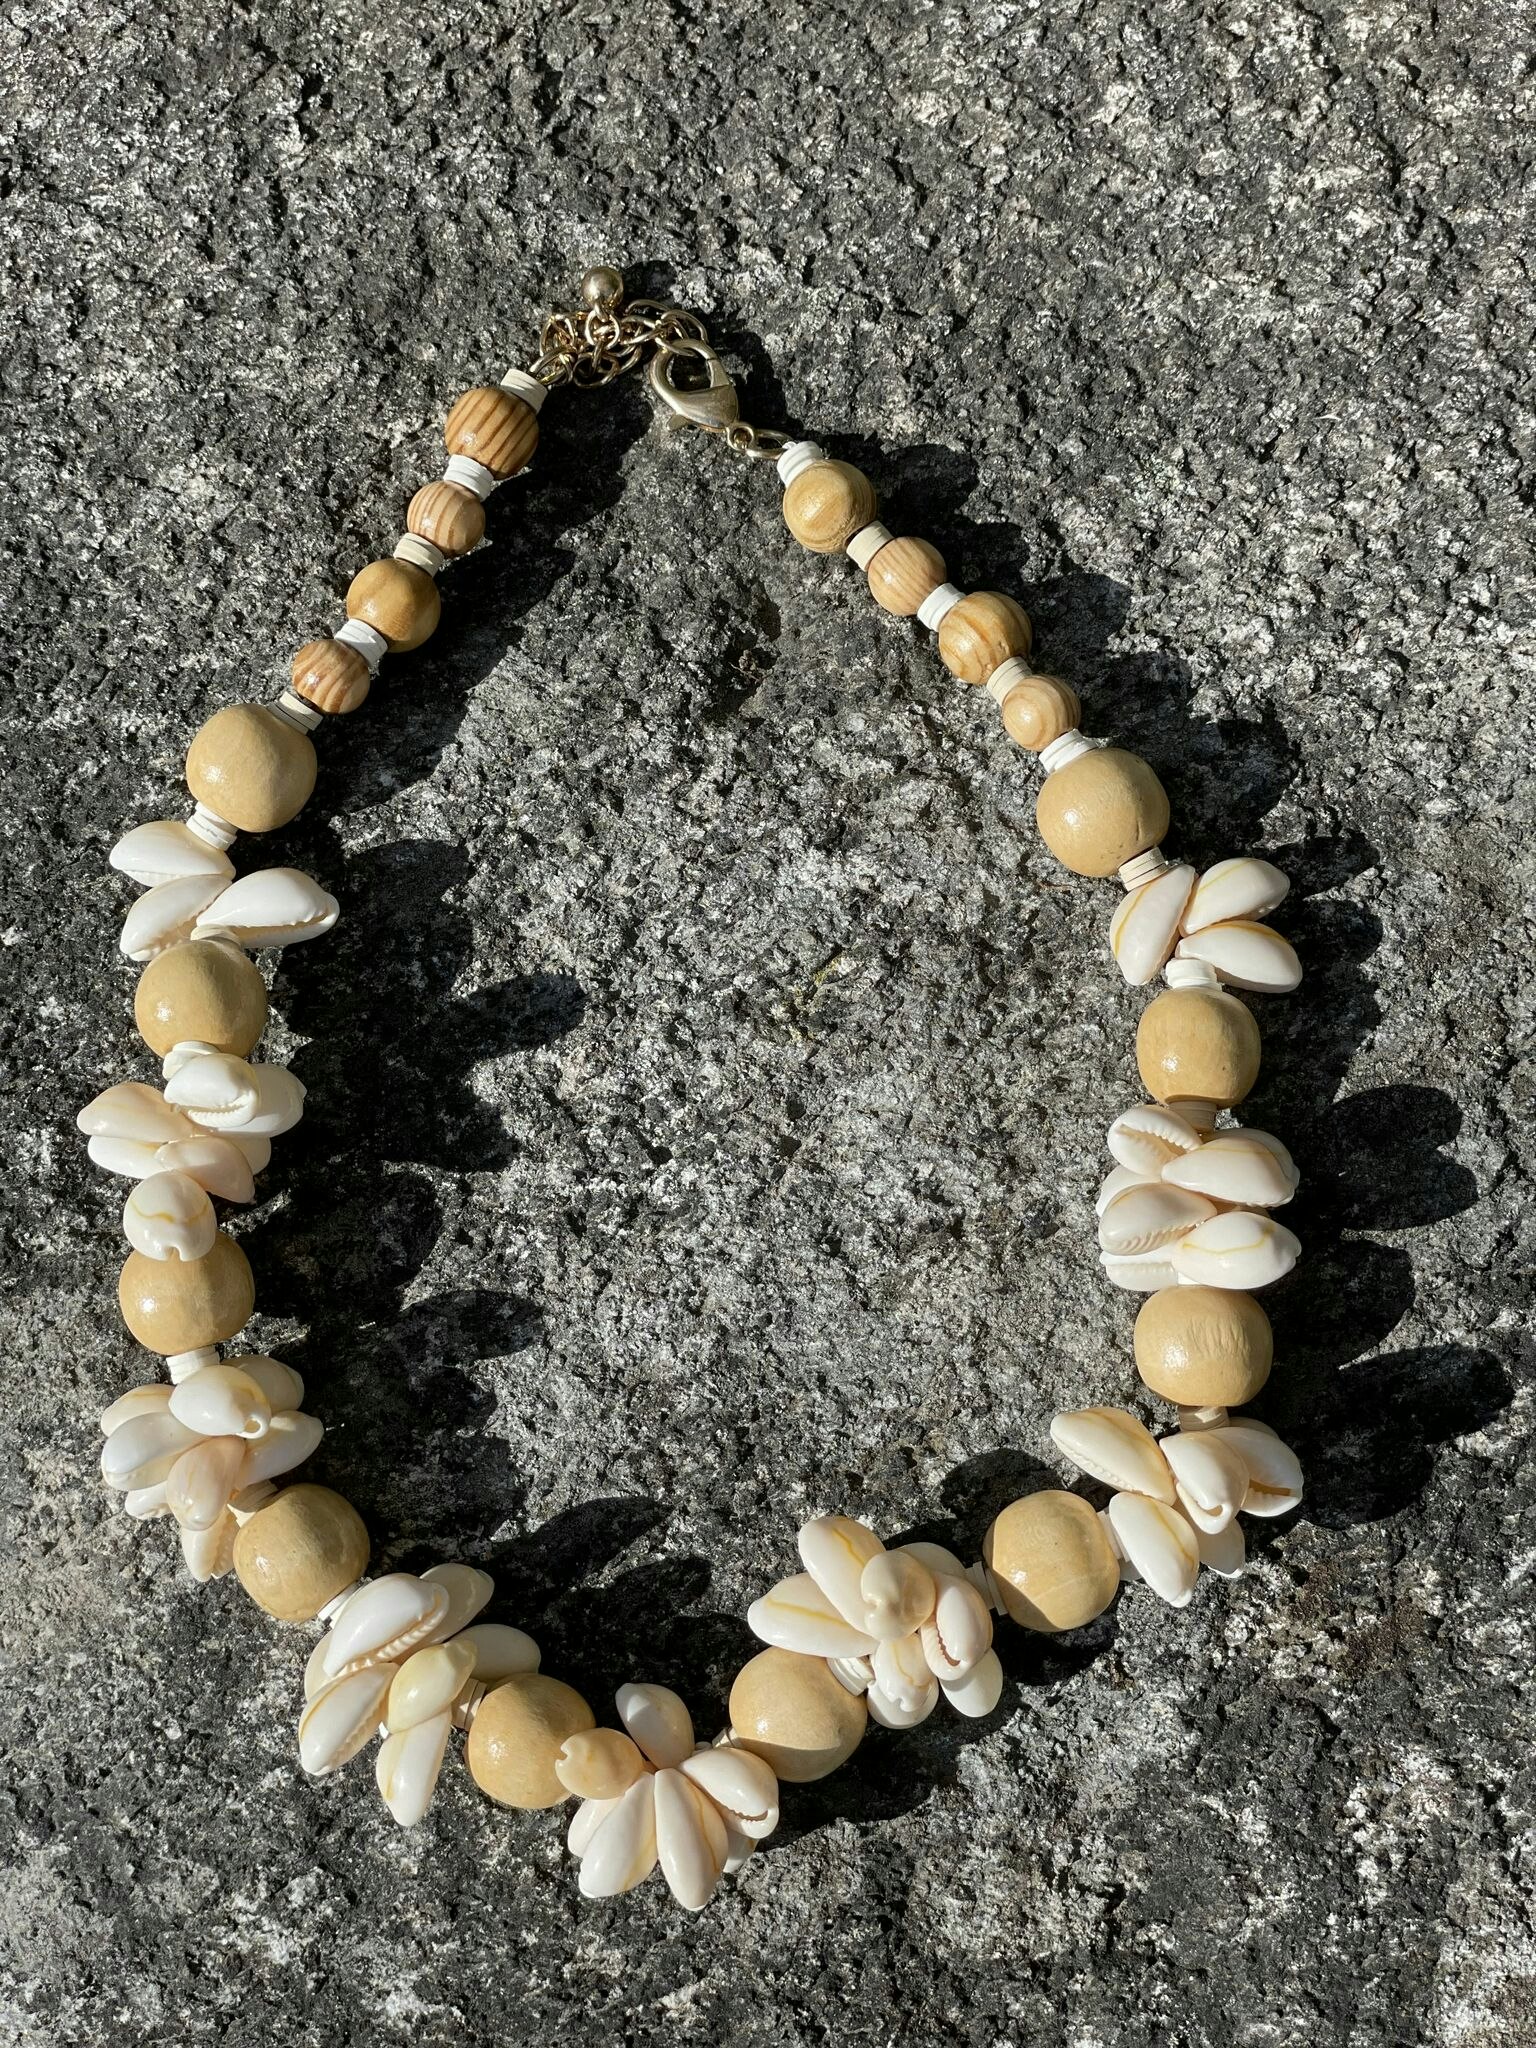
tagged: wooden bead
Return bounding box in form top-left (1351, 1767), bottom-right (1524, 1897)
top-left (867, 536), bottom-right (945, 615)
top-left (984, 1490), bottom-right (1119, 1633)
top-left (1134, 1285), bottom-right (1273, 1408)
top-left (290, 638), bottom-right (370, 716)
top-left (1136, 986), bottom-right (1261, 1108)
top-left (444, 386), bottom-right (539, 479)
top-left (134, 938), bottom-right (268, 1057)
top-left (407, 480), bottom-right (486, 557)
top-left (186, 704), bottom-right (317, 833)
top-left (466, 1673), bottom-right (595, 1809)
top-left (233, 1483), bottom-right (370, 1622)
top-left (118, 1232), bottom-right (254, 1354)
top-left (782, 461), bottom-right (878, 554)
top-left (1000, 675), bottom-right (1080, 752)
top-left (345, 560), bottom-right (440, 653)
top-left (728, 1646), bottom-right (867, 1783)
top-left (937, 591), bottom-right (1033, 685)
top-left (1035, 746), bottom-right (1170, 877)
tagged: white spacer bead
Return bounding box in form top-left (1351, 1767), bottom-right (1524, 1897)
top-left (1164, 958), bottom-right (1222, 992)
top-left (776, 440), bottom-right (826, 487)
top-left (845, 521), bottom-right (892, 570)
top-left (228, 1479), bottom-right (276, 1524)
top-left (187, 803), bottom-right (236, 851)
top-left (272, 692), bottom-right (323, 734)
top-left (1119, 847), bottom-right (1172, 890)
top-left (828, 1656), bottom-right (874, 1697)
top-left (1039, 730), bottom-right (1096, 774)
top-left (984, 655), bottom-right (1034, 707)
top-left (166, 1348), bottom-right (220, 1383)
top-left (393, 534), bottom-right (445, 576)
top-left (965, 1559), bottom-right (1009, 1617)
top-left (1176, 1096), bottom-right (1220, 1132)
top-left (335, 618), bottom-right (388, 671)
top-left (444, 454), bottom-right (497, 500)
top-left (496, 367), bottom-right (547, 414)
top-left (916, 581), bottom-right (964, 631)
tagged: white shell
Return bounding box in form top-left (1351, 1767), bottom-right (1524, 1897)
top-left (1162, 1129), bottom-right (1298, 1208)
top-left (1096, 1164), bottom-right (1154, 1216)
top-left (866, 1677), bottom-right (939, 1730)
top-left (894, 1539), bottom-right (968, 1579)
top-left (457, 1621), bottom-right (540, 1681)
top-left (918, 1573), bottom-right (993, 1682)
top-left (1209, 1424), bottom-right (1304, 1517)
top-left (1182, 856), bottom-right (1289, 934)
top-left (747, 1572), bottom-right (879, 1659)
top-left (617, 1682), bottom-right (695, 1769)
top-left (579, 1776), bottom-right (659, 1898)
top-left (420, 1561), bottom-right (495, 1640)
top-left (1050, 1407), bottom-right (1178, 1504)
top-left (193, 867), bottom-right (340, 949)
top-left (1160, 1430), bottom-right (1249, 1534)
top-left (654, 1768), bottom-right (727, 1911)
top-left (679, 1745), bottom-right (780, 1841)
top-left (1109, 863), bottom-right (1196, 985)
top-left (299, 1665), bottom-right (393, 1776)
top-left (375, 1710), bottom-right (453, 1827)
top-left (120, 875), bottom-right (228, 962)
top-left (941, 1646), bottom-right (1004, 1718)
top-left (872, 1631), bottom-right (937, 1716)
top-left (100, 1382), bottom-right (173, 1434)
top-left (163, 1055), bottom-right (306, 1137)
top-left (1106, 1492), bottom-right (1201, 1608)
top-left (152, 1134), bottom-right (258, 1203)
top-left (124, 1482), bottom-right (171, 1519)
top-left (858, 1550), bottom-right (937, 1641)
top-left (387, 1641), bottom-right (475, 1731)
top-left (798, 1514), bottom-right (883, 1630)
top-left (164, 1436), bottom-right (247, 1531)
top-left (78, 1081), bottom-right (195, 1147)
top-left (228, 1354), bottom-right (304, 1412)
top-left (568, 1794), bottom-right (619, 1860)
top-left (87, 1134), bottom-right (164, 1178)
top-left (1171, 1210), bottom-right (1301, 1289)
top-left (122, 1171), bottom-right (217, 1262)
top-left (324, 1574), bottom-right (450, 1678)
top-left (180, 1511), bottom-right (238, 1582)
top-left (168, 1363), bottom-right (271, 1440)
top-left (99, 1409), bottom-right (201, 1491)
top-left (238, 1409), bottom-right (323, 1484)
top-left (1097, 1181), bottom-right (1216, 1255)
top-left (1188, 1513), bottom-right (1246, 1576)
top-left (110, 819), bottom-right (235, 888)
top-left (1177, 921), bottom-right (1301, 994)
top-left (1100, 1249), bottom-right (1182, 1292)
top-left (1107, 1103), bottom-right (1203, 1175)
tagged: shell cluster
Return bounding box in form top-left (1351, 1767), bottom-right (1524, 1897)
top-left (1098, 1102), bottom-right (1302, 1292)
top-left (747, 1514), bottom-right (1003, 1728)
top-left (114, 846), bottom-right (339, 962)
top-left (1110, 854), bottom-right (1301, 991)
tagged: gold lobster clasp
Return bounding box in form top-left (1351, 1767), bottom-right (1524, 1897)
top-left (647, 338), bottom-right (742, 433)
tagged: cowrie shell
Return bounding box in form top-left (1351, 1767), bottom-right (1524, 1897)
top-left (919, 1573), bottom-right (993, 1682)
top-left (120, 875), bottom-right (228, 961)
top-left (941, 1646), bottom-right (1004, 1719)
top-left (78, 1081), bottom-right (195, 1149)
top-left (680, 1744), bottom-right (780, 1841)
top-left (1097, 1164), bottom-right (1155, 1215)
top-left (859, 1549), bottom-right (936, 1640)
top-left (164, 1436), bottom-right (247, 1531)
top-left (617, 1682), bottom-right (695, 1769)
top-left (163, 1055), bottom-right (306, 1137)
top-left (1106, 1492), bottom-right (1201, 1608)
top-left (1182, 856), bottom-right (1290, 934)
top-left (122, 1170), bottom-right (217, 1262)
top-left (895, 1539), bottom-right (968, 1579)
top-left (1162, 1129), bottom-right (1298, 1208)
top-left (1161, 1430), bottom-right (1249, 1534)
top-left (873, 1631), bottom-right (938, 1716)
top-left (239, 1409), bottom-right (323, 1485)
top-left (387, 1641), bottom-right (475, 1732)
top-left (1171, 1210), bottom-right (1301, 1289)
top-left (168, 1363), bottom-right (271, 1440)
top-left (227, 1354), bottom-right (304, 1412)
top-left (1208, 1424), bottom-right (1304, 1517)
top-left (1107, 1103), bottom-right (1203, 1175)
top-left (748, 1572), bottom-right (879, 1659)
top-left (299, 1665), bottom-right (393, 1776)
top-left (1109, 862), bottom-right (1196, 985)
top-left (100, 1383), bottom-right (174, 1435)
top-left (1100, 1249), bottom-right (1182, 1292)
top-left (1097, 1181), bottom-right (1216, 1255)
top-left (556, 1729), bottom-right (649, 1802)
top-left (1051, 1406), bottom-right (1178, 1504)
top-left (110, 819), bottom-right (235, 888)
top-left (151, 1134), bottom-right (257, 1203)
top-left (579, 1776), bottom-right (659, 1898)
top-left (324, 1574), bottom-right (450, 1678)
top-left (420, 1561), bottom-right (495, 1640)
top-left (457, 1622), bottom-right (540, 1681)
top-left (180, 1511), bottom-right (238, 1583)
top-left (192, 867), bottom-right (340, 950)
top-left (375, 1710), bottom-right (453, 1828)
top-left (798, 1514), bottom-right (884, 1630)
top-left (99, 1409), bottom-right (201, 1492)
top-left (1176, 920), bottom-right (1301, 994)
top-left (568, 1793), bottom-right (619, 1860)
top-left (1188, 1512), bottom-right (1246, 1576)
top-left (654, 1768), bottom-right (728, 1912)
top-left (866, 1675), bottom-right (939, 1730)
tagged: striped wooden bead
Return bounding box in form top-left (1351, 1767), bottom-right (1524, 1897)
top-left (407, 480), bottom-right (486, 558)
top-left (783, 461), bottom-right (877, 554)
top-left (998, 674), bottom-right (1080, 752)
top-left (291, 638), bottom-right (371, 716)
top-left (867, 536), bottom-right (946, 617)
top-left (444, 387), bottom-right (539, 479)
top-left (937, 591), bottom-right (1033, 685)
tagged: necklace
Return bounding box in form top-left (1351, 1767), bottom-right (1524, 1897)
top-left (81, 266), bottom-right (1306, 1911)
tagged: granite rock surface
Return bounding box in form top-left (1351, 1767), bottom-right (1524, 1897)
top-left (0, 3), bottom-right (1533, 2043)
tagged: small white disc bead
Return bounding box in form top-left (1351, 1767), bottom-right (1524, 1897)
top-left (496, 367), bottom-right (547, 413)
top-left (444, 454), bottom-right (498, 500)
top-left (1120, 847), bottom-right (1173, 889)
top-left (187, 803), bottom-right (237, 851)
top-left (776, 440), bottom-right (826, 487)
top-left (166, 1347), bottom-right (221, 1383)
top-left (845, 520), bottom-right (892, 569)
top-left (916, 581), bottom-right (964, 630)
top-left (1039, 729), bottom-right (1096, 774)
top-left (394, 534), bottom-right (446, 575)
top-left (1164, 957), bottom-right (1222, 991)
top-left (272, 691), bottom-right (324, 734)
top-left (984, 655), bottom-right (1033, 706)
top-left (335, 618), bottom-right (388, 670)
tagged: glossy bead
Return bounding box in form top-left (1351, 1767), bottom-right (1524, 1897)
top-left (782, 460), bottom-right (877, 554)
top-left (984, 1490), bottom-right (1119, 1633)
top-left (118, 1233), bottom-right (254, 1354)
top-left (407, 479), bottom-right (486, 557)
top-left (466, 1673), bottom-right (595, 1809)
top-left (291, 638), bottom-right (371, 716)
top-left (866, 536), bottom-right (945, 615)
top-left (185, 705), bottom-right (317, 833)
top-left (936, 591), bottom-right (1033, 685)
top-left (133, 939), bottom-right (268, 1058)
top-left (233, 1483), bottom-right (371, 1622)
top-left (728, 1647), bottom-right (868, 1783)
top-left (345, 560), bottom-right (440, 653)
top-left (1134, 1284), bottom-right (1273, 1407)
top-left (1035, 747), bottom-right (1170, 877)
top-left (444, 386), bottom-right (539, 478)
top-left (1000, 675), bottom-right (1080, 752)
top-left (1136, 986), bottom-right (1261, 1108)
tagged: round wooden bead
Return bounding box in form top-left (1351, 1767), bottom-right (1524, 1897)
top-left (466, 1673), bottom-right (595, 1809)
top-left (782, 460), bottom-right (877, 555)
top-left (1136, 986), bottom-right (1261, 1108)
top-left (1000, 675), bottom-right (1080, 752)
top-left (233, 1483), bottom-right (370, 1622)
top-left (984, 1490), bottom-right (1119, 1633)
top-left (407, 480), bottom-right (486, 558)
top-left (444, 386), bottom-right (539, 479)
top-left (290, 638), bottom-right (371, 716)
top-left (867, 536), bottom-right (945, 616)
top-left (1134, 1285), bottom-right (1274, 1407)
top-left (937, 591), bottom-right (1033, 685)
top-left (728, 1647), bottom-right (867, 1782)
top-left (118, 1232), bottom-right (254, 1354)
top-left (186, 705), bottom-right (317, 833)
top-left (345, 560), bottom-right (440, 653)
top-left (1035, 746), bottom-right (1170, 877)
top-left (134, 938), bottom-right (268, 1057)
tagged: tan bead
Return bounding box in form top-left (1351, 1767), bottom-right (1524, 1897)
top-left (867, 536), bottom-right (945, 615)
top-left (345, 560), bottom-right (440, 653)
top-left (1136, 986), bottom-right (1261, 1108)
top-left (782, 461), bottom-right (878, 554)
top-left (466, 1673), bottom-right (595, 1809)
top-left (118, 1232), bottom-right (254, 1354)
top-left (1034, 746), bottom-right (1170, 877)
top-left (407, 480), bottom-right (486, 557)
top-left (728, 1647), bottom-right (867, 1783)
top-left (290, 638), bottom-right (371, 716)
top-left (233, 1484), bottom-right (370, 1622)
top-left (134, 939), bottom-right (268, 1057)
top-left (937, 591), bottom-right (1033, 685)
top-left (186, 705), bottom-right (318, 833)
top-left (1134, 1285), bottom-right (1274, 1407)
top-left (984, 1490), bottom-right (1119, 1633)
top-left (1000, 675), bottom-right (1080, 752)
top-left (555, 1727), bottom-right (648, 1801)
top-left (444, 386), bottom-right (539, 479)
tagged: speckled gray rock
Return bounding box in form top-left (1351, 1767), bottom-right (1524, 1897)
top-left (1, 3), bottom-right (1533, 2043)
